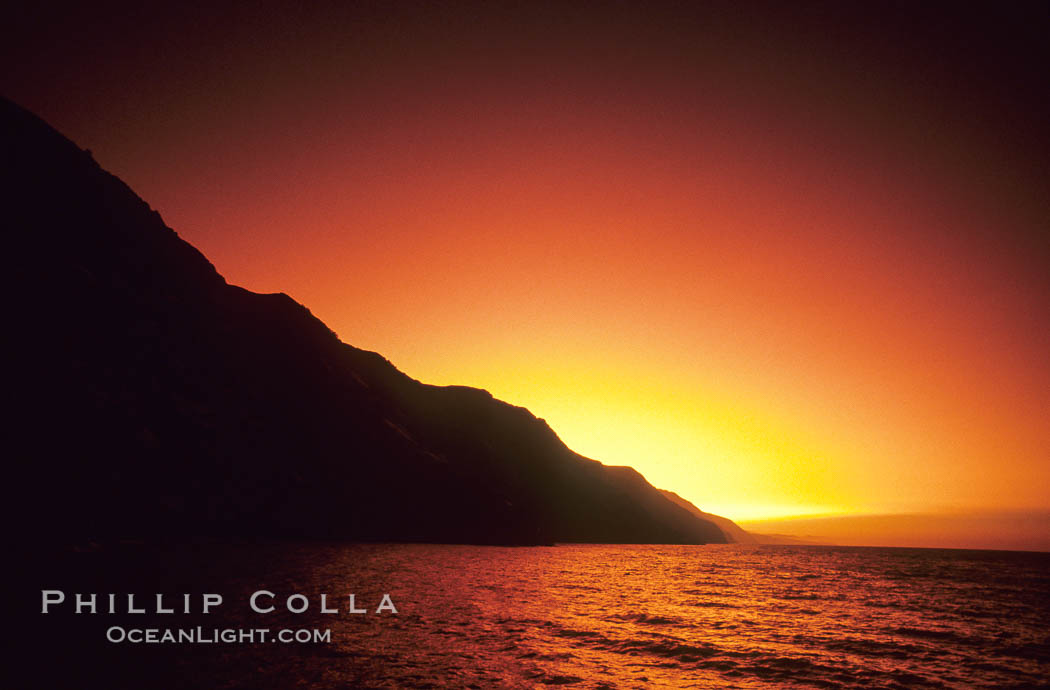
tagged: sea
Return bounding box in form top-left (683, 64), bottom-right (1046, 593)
top-left (26, 543), bottom-right (1050, 688)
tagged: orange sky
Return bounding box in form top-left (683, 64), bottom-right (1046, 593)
top-left (6, 2), bottom-right (1049, 546)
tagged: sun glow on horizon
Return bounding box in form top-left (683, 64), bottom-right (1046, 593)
top-left (405, 358), bottom-right (862, 523)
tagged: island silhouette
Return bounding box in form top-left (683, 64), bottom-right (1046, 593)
top-left (7, 97), bottom-right (747, 547)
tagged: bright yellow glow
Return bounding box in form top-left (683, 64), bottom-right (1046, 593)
top-left (399, 349), bottom-right (866, 522)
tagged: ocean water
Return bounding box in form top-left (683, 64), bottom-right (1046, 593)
top-left (30, 543), bottom-right (1050, 688)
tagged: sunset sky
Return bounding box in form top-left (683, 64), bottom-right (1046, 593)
top-left (5, 2), bottom-right (1049, 548)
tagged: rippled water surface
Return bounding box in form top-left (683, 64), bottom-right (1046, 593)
top-left (35, 543), bottom-right (1050, 688)
top-left (214, 544), bottom-right (1050, 687)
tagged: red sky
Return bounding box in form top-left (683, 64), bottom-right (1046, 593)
top-left (5, 2), bottom-right (1049, 548)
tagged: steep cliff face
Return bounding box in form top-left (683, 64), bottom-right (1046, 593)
top-left (6, 97), bottom-right (726, 545)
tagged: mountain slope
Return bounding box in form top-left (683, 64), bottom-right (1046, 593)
top-left (6, 97), bottom-right (727, 546)
top-left (659, 490), bottom-right (757, 544)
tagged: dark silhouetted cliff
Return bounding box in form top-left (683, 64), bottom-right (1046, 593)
top-left (6, 97), bottom-right (727, 546)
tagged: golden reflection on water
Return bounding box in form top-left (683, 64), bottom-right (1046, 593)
top-left (60, 542), bottom-right (1044, 687)
top-left (297, 544), bottom-right (1049, 688)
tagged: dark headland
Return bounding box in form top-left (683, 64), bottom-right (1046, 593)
top-left (6, 97), bottom-right (745, 547)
